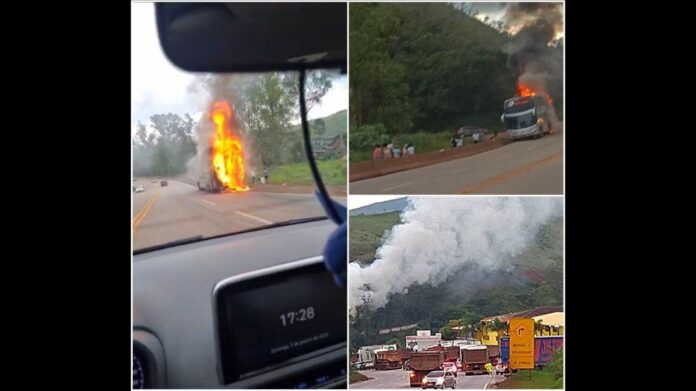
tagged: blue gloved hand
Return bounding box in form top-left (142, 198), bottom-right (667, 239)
top-left (315, 190), bottom-right (346, 287)
top-left (323, 221), bottom-right (346, 287)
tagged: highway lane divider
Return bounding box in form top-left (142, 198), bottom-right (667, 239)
top-left (133, 187), bottom-right (160, 235)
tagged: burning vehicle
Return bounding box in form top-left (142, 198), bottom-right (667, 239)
top-left (501, 83), bottom-right (554, 140)
top-left (500, 3), bottom-right (563, 142)
top-left (196, 100), bottom-right (250, 193)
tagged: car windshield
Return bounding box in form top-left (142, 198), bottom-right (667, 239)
top-left (504, 111), bottom-right (536, 130)
top-left (132, 3), bottom-right (346, 252)
top-left (428, 371), bottom-right (444, 377)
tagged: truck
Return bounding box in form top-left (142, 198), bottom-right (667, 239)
top-left (408, 351), bottom-right (445, 387)
top-left (355, 345), bottom-right (380, 370)
top-left (460, 345), bottom-right (489, 375)
top-left (501, 95), bottom-right (553, 140)
top-left (375, 350), bottom-right (405, 370)
top-left (356, 344), bottom-right (398, 370)
top-left (424, 346), bottom-right (460, 375)
top-left (425, 346), bottom-right (460, 362)
top-left (500, 335), bottom-right (563, 369)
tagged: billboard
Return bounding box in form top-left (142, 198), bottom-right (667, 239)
top-left (535, 336), bottom-right (563, 365)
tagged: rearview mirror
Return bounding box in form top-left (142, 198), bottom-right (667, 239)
top-left (155, 2), bottom-right (347, 73)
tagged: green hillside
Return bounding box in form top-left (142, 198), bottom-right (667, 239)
top-left (350, 217), bottom-right (563, 351)
top-left (290, 110), bottom-right (347, 136)
top-left (349, 211), bottom-right (402, 264)
top-left (320, 110), bottom-right (348, 136)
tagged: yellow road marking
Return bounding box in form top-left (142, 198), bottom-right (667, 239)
top-left (459, 152), bottom-right (562, 194)
top-left (133, 187), bottom-right (160, 235)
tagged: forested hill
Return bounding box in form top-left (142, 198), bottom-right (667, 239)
top-left (350, 2), bottom-right (516, 135)
top-left (350, 217), bottom-right (563, 350)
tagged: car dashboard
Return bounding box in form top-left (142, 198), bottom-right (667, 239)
top-left (133, 218), bottom-right (347, 388)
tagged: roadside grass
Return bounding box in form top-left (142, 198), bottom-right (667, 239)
top-left (350, 131), bottom-right (470, 162)
top-left (268, 159), bottom-right (346, 186)
top-left (349, 367), bottom-right (370, 384)
top-left (494, 369), bottom-right (563, 389)
top-left (495, 349), bottom-right (563, 389)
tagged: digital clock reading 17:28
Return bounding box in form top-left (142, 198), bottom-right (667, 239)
top-left (279, 306), bottom-right (315, 326)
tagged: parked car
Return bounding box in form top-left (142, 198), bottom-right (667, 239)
top-left (161, 180), bottom-right (168, 187)
top-left (133, 186), bottom-right (145, 193)
top-left (421, 371), bottom-right (456, 389)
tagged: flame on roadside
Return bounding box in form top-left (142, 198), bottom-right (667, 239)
top-left (209, 100), bottom-right (249, 191)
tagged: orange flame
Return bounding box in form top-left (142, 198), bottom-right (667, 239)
top-left (517, 82), bottom-right (536, 97)
top-left (209, 100), bottom-right (249, 192)
top-left (517, 82), bottom-right (553, 105)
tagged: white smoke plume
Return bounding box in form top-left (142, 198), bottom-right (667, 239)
top-left (349, 197), bottom-right (562, 315)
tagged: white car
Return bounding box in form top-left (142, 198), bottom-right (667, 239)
top-left (422, 371), bottom-right (456, 389)
top-left (133, 186), bottom-right (145, 193)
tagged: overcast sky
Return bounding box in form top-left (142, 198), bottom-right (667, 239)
top-left (468, 2), bottom-right (564, 40)
top-left (348, 195), bottom-right (406, 211)
top-left (131, 2), bottom-right (347, 129)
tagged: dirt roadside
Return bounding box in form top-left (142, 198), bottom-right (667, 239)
top-left (349, 133), bottom-right (513, 182)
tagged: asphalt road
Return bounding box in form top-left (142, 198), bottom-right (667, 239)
top-left (132, 179), bottom-right (345, 251)
top-left (350, 133), bottom-right (563, 195)
top-left (351, 369), bottom-right (498, 389)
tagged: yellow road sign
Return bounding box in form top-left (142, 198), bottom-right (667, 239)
top-left (510, 318), bottom-right (535, 369)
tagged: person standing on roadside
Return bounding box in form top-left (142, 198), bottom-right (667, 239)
top-left (373, 144), bottom-right (383, 160)
top-left (485, 361), bottom-right (494, 378)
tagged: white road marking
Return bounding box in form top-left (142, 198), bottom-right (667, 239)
top-left (199, 199), bottom-right (216, 206)
top-left (235, 211), bottom-right (273, 225)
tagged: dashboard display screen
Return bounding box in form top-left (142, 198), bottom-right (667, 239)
top-left (215, 261), bottom-right (346, 383)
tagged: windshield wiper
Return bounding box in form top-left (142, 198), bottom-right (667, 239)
top-left (261, 216), bottom-right (327, 228)
top-left (134, 235), bottom-right (204, 255)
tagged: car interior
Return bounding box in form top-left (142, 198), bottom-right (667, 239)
top-left (133, 3), bottom-right (347, 389)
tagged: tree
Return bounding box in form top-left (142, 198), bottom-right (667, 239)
top-left (385, 337), bottom-right (403, 349)
top-left (197, 72), bottom-right (334, 167)
top-left (283, 70), bottom-right (335, 113)
top-left (534, 319), bottom-right (544, 336)
top-left (134, 121), bottom-right (153, 147)
top-left (439, 318), bottom-right (463, 340)
top-left (313, 118), bottom-right (327, 136)
top-left (490, 318), bottom-right (508, 343)
top-left (132, 113), bottom-right (196, 177)
top-left (349, 2), bottom-right (519, 143)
